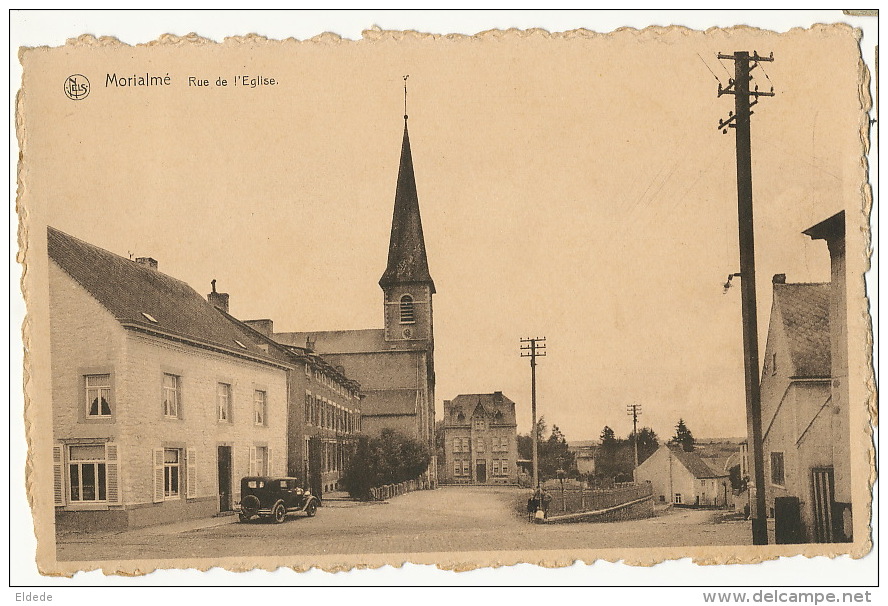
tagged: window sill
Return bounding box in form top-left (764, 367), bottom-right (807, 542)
top-left (63, 503), bottom-right (109, 511)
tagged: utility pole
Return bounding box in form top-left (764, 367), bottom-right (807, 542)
top-left (626, 403), bottom-right (642, 482)
top-left (717, 50), bottom-right (774, 546)
top-left (520, 337), bottom-right (546, 492)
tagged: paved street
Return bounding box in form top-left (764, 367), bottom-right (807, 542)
top-left (57, 486), bottom-right (751, 561)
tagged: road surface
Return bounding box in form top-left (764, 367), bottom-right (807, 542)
top-left (57, 486), bottom-right (750, 562)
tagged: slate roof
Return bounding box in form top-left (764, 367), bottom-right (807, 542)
top-left (379, 121), bottom-right (435, 292)
top-left (48, 226), bottom-right (281, 364)
top-left (274, 329), bottom-right (388, 354)
top-left (773, 283), bottom-right (831, 378)
top-left (668, 446), bottom-right (728, 479)
top-left (445, 392), bottom-right (517, 425)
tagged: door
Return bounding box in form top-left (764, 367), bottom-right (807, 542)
top-left (217, 445), bottom-right (232, 512)
top-left (476, 460), bottom-right (487, 484)
top-left (812, 467), bottom-right (836, 543)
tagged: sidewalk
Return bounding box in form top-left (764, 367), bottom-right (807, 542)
top-left (58, 511), bottom-right (240, 542)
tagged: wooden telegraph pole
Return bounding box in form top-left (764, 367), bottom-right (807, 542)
top-left (627, 404), bottom-right (642, 482)
top-left (717, 50), bottom-right (774, 546)
top-left (520, 337), bottom-right (546, 492)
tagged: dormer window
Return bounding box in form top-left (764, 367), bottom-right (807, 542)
top-left (399, 294), bottom-right (415, 324)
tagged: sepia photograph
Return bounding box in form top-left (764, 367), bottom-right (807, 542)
top-left (11, 9), bottom-right (878, 587)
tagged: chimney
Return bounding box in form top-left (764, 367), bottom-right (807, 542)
top-left (135, 257), bottom-right (158, 270)
top-left (305, 336), bottom-right (316, 352)
top-left (494, 390), bottom-right (503, 402)
top-left (244, 319), bottom-right (274, 337)
top-left (207, 279), bottom-right (230, 313)
top-left (772, 273), bottom-right (787, 284)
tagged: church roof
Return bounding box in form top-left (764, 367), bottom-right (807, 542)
top-left (274, 329), bottom-right (388, 354)
top-left (47, 226), bottom-right (283, 366)
top-left (773, 282), bottom-right (831, 378)
top-left (379, 121), bottom-right (435, 292)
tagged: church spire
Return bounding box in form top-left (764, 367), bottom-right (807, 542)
top-left (379, 89), bottom-right (435, 293)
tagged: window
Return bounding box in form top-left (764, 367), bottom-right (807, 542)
top-left (501, 460), bottom-right (509, 476)
top-left (673, 493), bottom-right (683, 504)
top-left (162, 374), bottom-right (180, 418)
top-left (453, 438), bottom-right (462, 453)
top-left (399, 294), bottom-right (415, 324)
top-left (253, 390), bottom-right (267, 426)
top-left (770, 452), bottom-right (785, 486)
top-left (68, 445), bottom-right (107, 502)
top-left (462, 460), bottom-right (470, 476)
top-left (492, 460), bottom-right (500, 476)
top-left (164, 448), bottom-right (181, 498)
top-left (254, 446), bottom-right (269, 475)
top-left (217, 383), bottom-right (231, 422)
top-left (304, 391), bottom-right (312, 425)
top-left (476, 439), bottom-right (485, 453)
top-left (85, 374), bottom-right (111, 417)
top-left (453, 460), bottom-right (461, 476)
top-left (462, 437), bottom-right (469, 452)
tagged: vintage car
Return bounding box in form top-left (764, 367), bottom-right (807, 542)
top-left (237, 476), bottom-right (319, 523)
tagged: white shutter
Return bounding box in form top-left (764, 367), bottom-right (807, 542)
top-left (186, 448), bottom-right (197, 499)
top-left (267, 447), bottom-right (273, 476)
top-left (53, 444), bottom-right (66, 506)
top-left (105, 443), bottom-right (121, 504)
top-left (249, 446), bottom-right (257, 476)
top-left (153, 448), bottom-right (165, 503)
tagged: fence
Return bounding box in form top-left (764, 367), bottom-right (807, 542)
top-left (516, 482), bottom-right (653, 522)
top-left (367, 478), bottom-right (431, 501)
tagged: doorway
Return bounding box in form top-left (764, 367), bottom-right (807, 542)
top-left (218, 445), bottom-right (232, 512)
top-left (812, 467), bottom-right (836, 542)
top-left (475, 460), bottom-right (487, 484)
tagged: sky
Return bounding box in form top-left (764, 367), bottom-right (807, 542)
top-left (18, 13), bottom-right (869, 446)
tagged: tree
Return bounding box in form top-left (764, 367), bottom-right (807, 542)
top-left (516, 418), bottom-right (577, 481)
top-left (341, 428), bottom-right (431, 500)
top-left (630, 426), bottom-right (659, 465)
top-left (729, 463), bottom-right (747, 491)
top-left (670, 418), bottom-right (696, 452)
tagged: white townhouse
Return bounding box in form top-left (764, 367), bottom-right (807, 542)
top-left (48, 227), bottom-right (291, 530)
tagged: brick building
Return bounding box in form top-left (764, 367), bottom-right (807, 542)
top-left (48, 227), bottom-right (291, 530)
top-left (239, 319), bottom-right (363, 495)
top-left (441, 392), bottom-right (519, 485)
top-left (252, 118), bottom-right (438, 481)
top-left (760, 211), bottom-right (851, 543)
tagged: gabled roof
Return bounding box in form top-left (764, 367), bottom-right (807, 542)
top-left (274, 329), bottom-right (388, 354)
top-left (48, 226), bottom-right (282, 365)
top-left (445, 392), bottom-right (517, 425)
top-left (379, 121), bottom-right (435, 292)
top-left (668, 446), bottom-right (727, 479)
top-left (773, 283), bottom-right (831, 378)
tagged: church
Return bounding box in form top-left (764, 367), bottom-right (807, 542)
top-left (251, 115), bottom-right (438, 483)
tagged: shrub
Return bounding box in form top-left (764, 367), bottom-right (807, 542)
top-left (341, 429), bottom-right (431, 500)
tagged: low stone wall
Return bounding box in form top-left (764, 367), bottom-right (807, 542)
top-left (546, 494), bottom-right (654, 524)
top-left (368, 478), bottom-right (432, 501)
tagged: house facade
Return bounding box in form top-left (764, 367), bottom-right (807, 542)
top-left (240, 319), bottom-right (364, 496)
top-left (760, 211), bottom-right (852, 543)
top-left (49, 228), bottom-right (290, 531)
top-left (636, 445), bottom-right (731, 507)
top-left (441, 392), bottom-right (519, 485)
top-left (254, 118), bottom-right (438, 483)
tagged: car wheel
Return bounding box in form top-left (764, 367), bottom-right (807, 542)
top-left (305, 500), bottom-right (318, 517)
top-left (272, 502), bottom-right (287, 524)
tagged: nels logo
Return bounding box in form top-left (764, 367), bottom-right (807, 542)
top-left (63, 74), bottom-right (90, 100)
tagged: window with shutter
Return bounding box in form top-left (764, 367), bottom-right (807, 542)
top-left (249, 446), bottom-right (257, 476)
top-left (266, 447), bottom-right (273, 477)
top-left (186, 448), bottom-right (196, 498)
top-left (105, 443), bottom-right (120, 504)
top-left (153, 448), bottom-right (165, 503)
top-left (53, 445), bottom-right (65, 506)
top-left (68, 444), bottom-right (107, 502)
